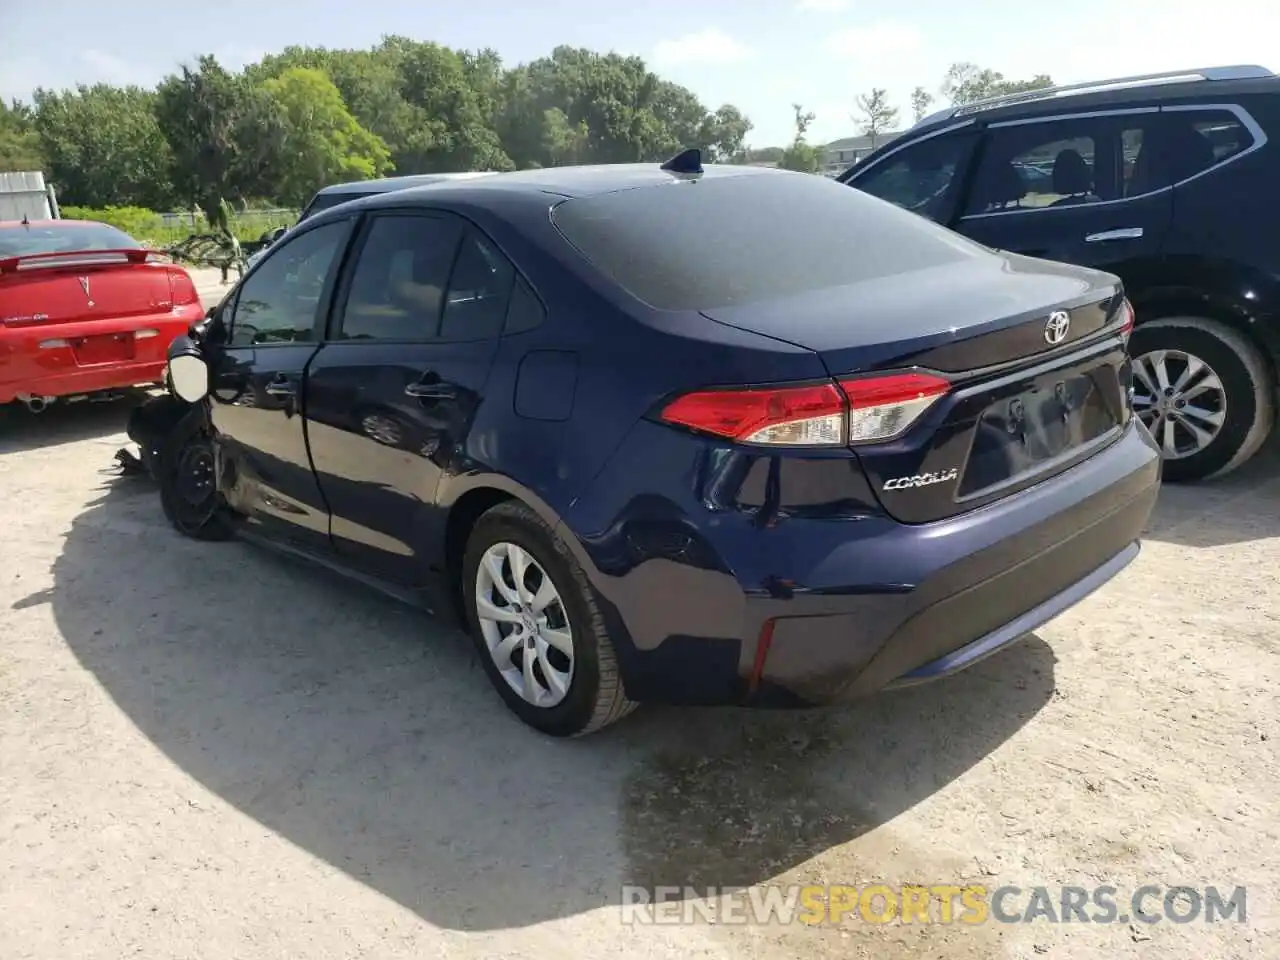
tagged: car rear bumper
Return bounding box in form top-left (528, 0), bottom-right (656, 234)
top-left (568, 418), bottom-right (1161, 707)
top-left (0, 305), bottom-right (202, 403)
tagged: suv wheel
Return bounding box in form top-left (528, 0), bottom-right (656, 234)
top-left (1129, 316), bottom-right (1275, 482)
top-left (461, 501), bottom-right (636, 737)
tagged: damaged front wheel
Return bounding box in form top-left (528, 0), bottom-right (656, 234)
top-left (159, 427), bottom-right (235, 541)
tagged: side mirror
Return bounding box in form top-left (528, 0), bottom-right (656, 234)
top-left (167, 336), bottom-right (210, 404)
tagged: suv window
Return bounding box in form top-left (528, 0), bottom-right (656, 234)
top-left (1160, 109), bottom-right (1255, 184)
top-left (965, 114), bottom-right (1157, 215)
top-left (853, 133), bottom-right (974, 221)
top-left (552, 173), bottom-right (979, 312)
top-left (228, 221), bottom-right (347, 346)
top-left (439, 230), bottom-right (517, 340)
top-left (337, 214), bottom-right (464, 341)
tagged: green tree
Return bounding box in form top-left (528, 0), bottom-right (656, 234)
top-left (854, 88), bottom-right (899, 150)
top-left (910, 86), bottom-right (934, 124)
top-left (259, 67), bottom-right (393, 206)
top-left (30, 84), bottom-right (173, 208)
top-left (778, 104), bottom-right (823, 174)
top-left (700, 105), bottom-right (752, 162)
top-left (0, 100), bottom-right (43, 172)
top-left (154, 56), bottom-right (272, 220)
top-left (941, 62), bottom-right (1054, 105)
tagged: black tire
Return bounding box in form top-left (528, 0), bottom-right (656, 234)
top-left (461, 501), bottom-right (636, 737)
top-left (158, 420), bottom-right (236, 541)
top-left (1129, 316), bottom-right (1275, 483)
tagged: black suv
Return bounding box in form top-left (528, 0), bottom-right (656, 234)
top-left (842, 65), bottom-right (1280, 482)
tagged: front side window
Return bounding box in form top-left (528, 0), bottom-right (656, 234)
top-left (228, 221), bottom-right (347, 346)
top-left (336, 214), bottom-right (464, 341)
top-left (854, 133), bottom-right (973, 221)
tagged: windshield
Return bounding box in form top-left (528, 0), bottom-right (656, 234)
top-left (551, 172), bottom-right (979, 312)
top-left (0, 222), bottom-right (141, 258)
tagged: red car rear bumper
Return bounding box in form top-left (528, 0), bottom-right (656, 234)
top-left (0, 304), bottom-right (204, 404)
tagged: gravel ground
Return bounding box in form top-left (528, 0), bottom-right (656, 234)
top-left (1, 381), bottom-right (1277, 958)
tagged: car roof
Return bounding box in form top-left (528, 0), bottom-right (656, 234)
top-left (311, 172), bottom-right (500, 199)
top-left (914, 64), bottom-right (1277, 132)
top-left (349, 162), bottom-right (781, 208)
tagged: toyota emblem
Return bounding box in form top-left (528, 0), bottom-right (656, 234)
top-left (1044, 310), bottom-right (1071, 345)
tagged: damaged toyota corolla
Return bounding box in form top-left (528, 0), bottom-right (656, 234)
top-left (122, 153), bottom-right (1162, 737)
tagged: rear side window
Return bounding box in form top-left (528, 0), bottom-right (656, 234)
top-left (0, 222), bottom-right (139, 257)
top-left (1159, 109), bottom-right (1256, 184)
top-left (551, 173), bottom-right (980, 312)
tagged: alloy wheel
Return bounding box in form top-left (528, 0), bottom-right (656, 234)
top-left (474, 541), bottom-right (575, 708)
top-left (1131, 349), bottom-right (1227, 459)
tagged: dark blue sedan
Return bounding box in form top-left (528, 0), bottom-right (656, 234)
top-left (148, 154), bottom-right (1162, 736)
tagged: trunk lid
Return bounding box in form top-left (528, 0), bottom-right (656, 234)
top-left (0, 251), bottom-right (175, 328)
top-left (702, 253), bottom-right (1132, 524)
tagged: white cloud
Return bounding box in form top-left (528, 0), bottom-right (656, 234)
top-left (652, 29), bottom-right (753, 67)
top-left (824, 22), bottom-right (923, 58)
top-left (796, 0), bottom-right (851, 11)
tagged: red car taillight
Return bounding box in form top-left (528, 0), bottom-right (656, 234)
top-left (166, 267), bottom-right (200, 306)
top-left (659, 371), bottom-right (951, 447)
top-left (1118, 297), bottom-right (1135, 337)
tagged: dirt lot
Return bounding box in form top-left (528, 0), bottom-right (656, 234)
top-left (1, 391), bottom-right (1277, 959)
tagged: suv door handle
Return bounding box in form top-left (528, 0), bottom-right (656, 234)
top-left (264, 376), bottom-right (296, 397)
top-left (404, 378), bottom-right (456, 400)
top-left (1085, 227), bottom-right (1144, 243)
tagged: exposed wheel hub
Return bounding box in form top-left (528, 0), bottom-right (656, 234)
top-left (1132, 349), bottom-right (1227, 460)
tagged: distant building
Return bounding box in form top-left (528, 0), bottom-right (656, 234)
top-left (820, 131), bottom-right (904, 176)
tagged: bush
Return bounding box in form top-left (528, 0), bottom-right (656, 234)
top-left (57, 205), bottom-right (295, 247)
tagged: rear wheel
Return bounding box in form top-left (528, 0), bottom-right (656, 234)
top-left (461, 501), bottom-right (636, 737)
top-left (1129, 316), bottom-right (1274, 483)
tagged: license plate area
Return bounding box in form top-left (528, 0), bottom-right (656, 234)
top-left (958, 368), bottom-right (1120, 498)
top-left (73, 333), bottom-right (136, 365)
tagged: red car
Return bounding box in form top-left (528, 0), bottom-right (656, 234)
top-left (0, 219), bottom-right (204, 412)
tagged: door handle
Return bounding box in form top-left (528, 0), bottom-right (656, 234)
top-left (1085, 227), bottom-right (1144, 243)
top-left (405, 378), bottom-right (456, 400)
top-left (264, 377), bottom-right (296, 397)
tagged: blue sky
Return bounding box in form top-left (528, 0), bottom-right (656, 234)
top-left (2, 0), bottom-right (1275, 147)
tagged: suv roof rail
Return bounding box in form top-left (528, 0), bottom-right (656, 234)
top-left (927, 64), bottom-right (1275, 122)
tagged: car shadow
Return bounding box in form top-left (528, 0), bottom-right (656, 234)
top-left (1143, 432), bottom-right (1280, 549)
top-left (33, 475), bottom-right (1055, 932)
top-left (0, 394), bottom-right (148, 456)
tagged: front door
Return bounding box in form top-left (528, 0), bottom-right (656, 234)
top-left (209, 218), bottom-right (353, 553)
top-left (304, 212), bottom-right (512, 583)
top-left (951, 110), bottom-right (1173, 279)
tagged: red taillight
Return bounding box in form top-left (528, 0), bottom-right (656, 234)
top-left (1118, 298), bottom-right (1135, 336)
top-left (658, 370), bottom-right (951, 447)
top-left (167, 268), bottom-right (200, 306)
top-left (839, 372), bottom-right (951, 444)
top-left (659, 381), bottom-right (847, 445)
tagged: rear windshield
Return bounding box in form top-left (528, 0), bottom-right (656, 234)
top-left (0, 222), bottom-right (140, 257)
top-left (551, 172), bottom-right (981, 311)
top-left (302, 192), bottom-right (363, 219)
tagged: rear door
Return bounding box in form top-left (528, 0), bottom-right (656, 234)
top-left (304, 211), bottom-right (511, 584)
top-left (953, 109), bottom-right (1173, 276)
top-left (209, 218), bottom-right (353, 553)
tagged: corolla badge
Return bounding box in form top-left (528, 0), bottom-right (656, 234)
top-left (883, 467), bottom-right (960, 491)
